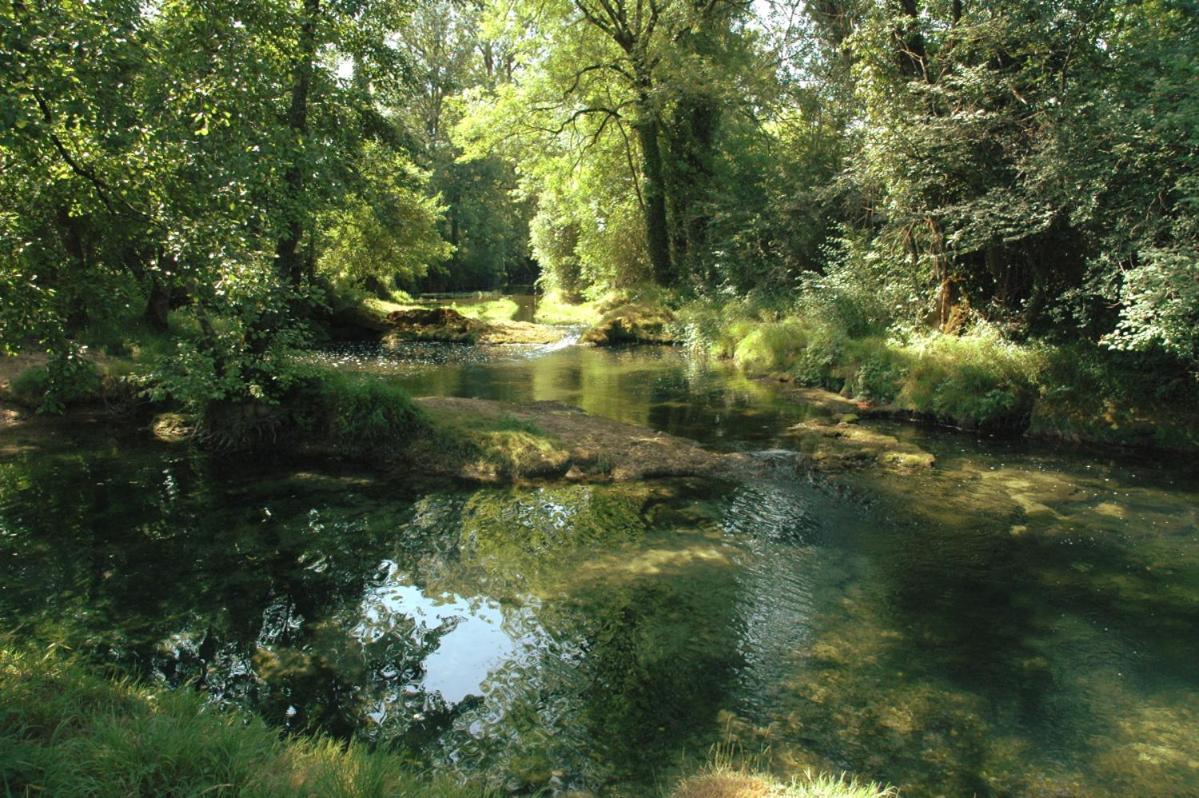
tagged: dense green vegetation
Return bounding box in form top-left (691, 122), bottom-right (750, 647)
top-left (3, 0), bottom-right (1195, 429)
top-left (1, 641), bottom-right (891, 798)
top-left (0, 642), bottom-right (493, 798)
top-left (1, 2), bottom-right (1197, 791)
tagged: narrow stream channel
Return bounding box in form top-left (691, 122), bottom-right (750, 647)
top-left (2, 337), bottom-right (1198, 796)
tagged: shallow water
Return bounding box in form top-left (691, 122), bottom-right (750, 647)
top-left (3, 340), bottom-right (1199, 797)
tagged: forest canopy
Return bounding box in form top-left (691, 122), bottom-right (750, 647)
top-left (2, 0), bottom-right (1196, 410)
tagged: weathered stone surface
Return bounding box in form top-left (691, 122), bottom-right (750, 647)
top-left (414, 396), bottom-right (744, 483)
top-left (784, 418), bottom-right (935, 472)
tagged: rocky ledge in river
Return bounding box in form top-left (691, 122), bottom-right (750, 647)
top-left (381, 307), bottom-right (568, 346)
top-left (412, 396), bottom-right (744, 483)
top-left (328, 304), bottom-right (567, 346)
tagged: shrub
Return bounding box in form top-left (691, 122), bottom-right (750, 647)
top-left (840, 337), bottom-right (908, 402)
top-left (11, 353), bottom-right (103, 413)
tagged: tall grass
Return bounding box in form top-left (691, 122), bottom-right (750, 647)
top-left (670, 739), bottom-right (896, 798)
top-left (534, 289), bottom-right (604, 325)
top-left (292, 370), bottom-right (428, 457)
top-left (680, 297), bottom-right (1047, 432)
top-left (0, 643), bottom-right (490, 798)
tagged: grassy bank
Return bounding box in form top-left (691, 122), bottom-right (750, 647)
top-left (0, 643), bottom-right (892, 798)
top-left (674, 298), bottom-right (1199, 451)
top-left (673, 770), bottom-right (895, 798)
top-left (533, 289), bottom-right (604, 326)
top-left (0, 644), bottom-right (490, 798)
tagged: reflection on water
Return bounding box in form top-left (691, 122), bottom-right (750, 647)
top-left (318, 341), bottom-right (820, 450)
top-left (3, 344), bottom-right (1199, 797)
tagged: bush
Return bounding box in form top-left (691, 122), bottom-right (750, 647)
top-left (11, 353), bottom-right (103, 413)
top-left (840, 338), bottom-right (908, 402)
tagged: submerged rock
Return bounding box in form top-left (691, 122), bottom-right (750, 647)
top-left (784, 419), bottom-right (935, 472)
top-left (414, 396), bottom-right (744, 483)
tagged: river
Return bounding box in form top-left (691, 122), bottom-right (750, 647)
top-left (2, 337), bottom-right (1198, 796)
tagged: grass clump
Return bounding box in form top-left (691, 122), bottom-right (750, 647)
top-left (890, 330), bottom-right (1043, 432)
top-left (0, 643), bottom-right (490, 798)
top-left (293, 370), bottom-right (429, 458)
top-left (534, 289), bottom-right (604, 326)
top-left (732, 320), bottom-right (847, 387)
top-left (671, 770), bottom-right (897, 798)
top-left (670, 738), bottom-right (896, 798)
top-left (687, 292), bottom-right (1050, 432)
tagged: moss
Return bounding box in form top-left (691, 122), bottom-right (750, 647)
top-left (413, 398), bottom-right (573, 480)
top-left (0, 643), bottom-right (492, 798)
top-left (785, 419), bottom-right (935, 472)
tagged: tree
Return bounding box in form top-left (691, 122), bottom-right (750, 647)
top-left (457, 0), bottom-right (764, 289)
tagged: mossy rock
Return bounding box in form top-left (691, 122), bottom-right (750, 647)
top-left (380, 308), bottom-right (566, 346)
top-left (785, 420), bottom-right (935, 472)
top-left (382, 307), bottom-right (481, 344)
top-left (151, 412), bottom-right (195, 443)
top-left (415, 396), bottom-right (738, 483)
top-left (581, 303), bottom-right (677, 346)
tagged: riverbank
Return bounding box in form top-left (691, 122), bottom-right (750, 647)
top-left (427, 291), bottom-right (1199, 457)
top-left (0, 643), bottom-right (890, 798)
top-left (327, 293), bottom-right (569, 345)
top-left (669, 298), bottom-right (1199, 454)
top-left (2, 358), bottom-right (935, 482)
top-left (0, 643), bottom-right (490, 798)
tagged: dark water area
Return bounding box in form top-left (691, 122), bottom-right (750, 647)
top-left (4, 337), bottom-right (1199, 796)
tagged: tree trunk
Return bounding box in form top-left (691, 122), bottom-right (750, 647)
top-left (146, 278), bottom-right (171, 332)
top-left (893, 0), bottom-right (927, 79)
top-left (667, 93), bottom-right (718, 281)
top-left (635, 118), bottom-right (673, 286)
top-left (274, 0), bottom-right (320, 288)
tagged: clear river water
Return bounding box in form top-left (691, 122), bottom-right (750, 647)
top-left (2, 336), bottom-right (1198, 797)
